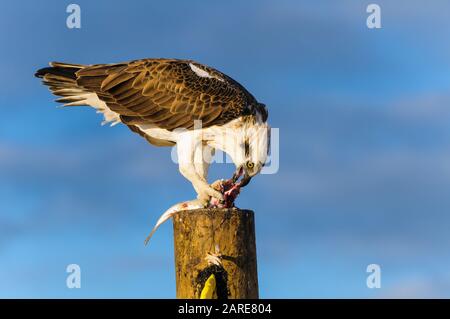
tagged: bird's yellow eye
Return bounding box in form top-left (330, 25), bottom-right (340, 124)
top-left (246, 162), bottom-right (254, 169)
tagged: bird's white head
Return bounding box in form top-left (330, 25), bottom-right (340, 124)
top-left (230, 120), bottom-right (270, 187)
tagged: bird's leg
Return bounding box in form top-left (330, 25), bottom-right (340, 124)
top-left (195, 187), bottom-right (210, 205)
top-left (193, 144), bottom-right (217, 205)
top-left (177, 134), bottom-right (223, 203)
top-left (180, 165), bottom-right (223, 203)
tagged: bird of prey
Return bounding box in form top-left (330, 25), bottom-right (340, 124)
top-left (35, 59), bottom-right (270, 241)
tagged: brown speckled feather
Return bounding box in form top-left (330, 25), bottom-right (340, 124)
top-left (73, 58), bottom-right (263, 130)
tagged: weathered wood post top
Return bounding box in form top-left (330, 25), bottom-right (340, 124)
top-left (173, 208), bottom-right (258, 299)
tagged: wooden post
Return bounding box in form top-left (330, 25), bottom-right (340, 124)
top-left (173, 208), bottom-right (259, 299)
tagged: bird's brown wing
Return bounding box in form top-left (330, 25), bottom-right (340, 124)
top-left (75, 59), bottom-right (258, 130)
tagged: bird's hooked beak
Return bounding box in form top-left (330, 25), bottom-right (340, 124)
top-left (232, 165), bottom-right (252, 187)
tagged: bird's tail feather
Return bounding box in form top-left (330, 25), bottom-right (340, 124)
top-left (36, 62), bottom-right (122, 126)
top-left (35, 62), bottom-right (90, 107)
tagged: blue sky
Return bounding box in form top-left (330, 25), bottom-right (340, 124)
top-left (1, 0), bottom-right (450, 298)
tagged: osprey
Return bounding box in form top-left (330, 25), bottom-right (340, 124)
top-left (35, 59), bottom-right (270, 242)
